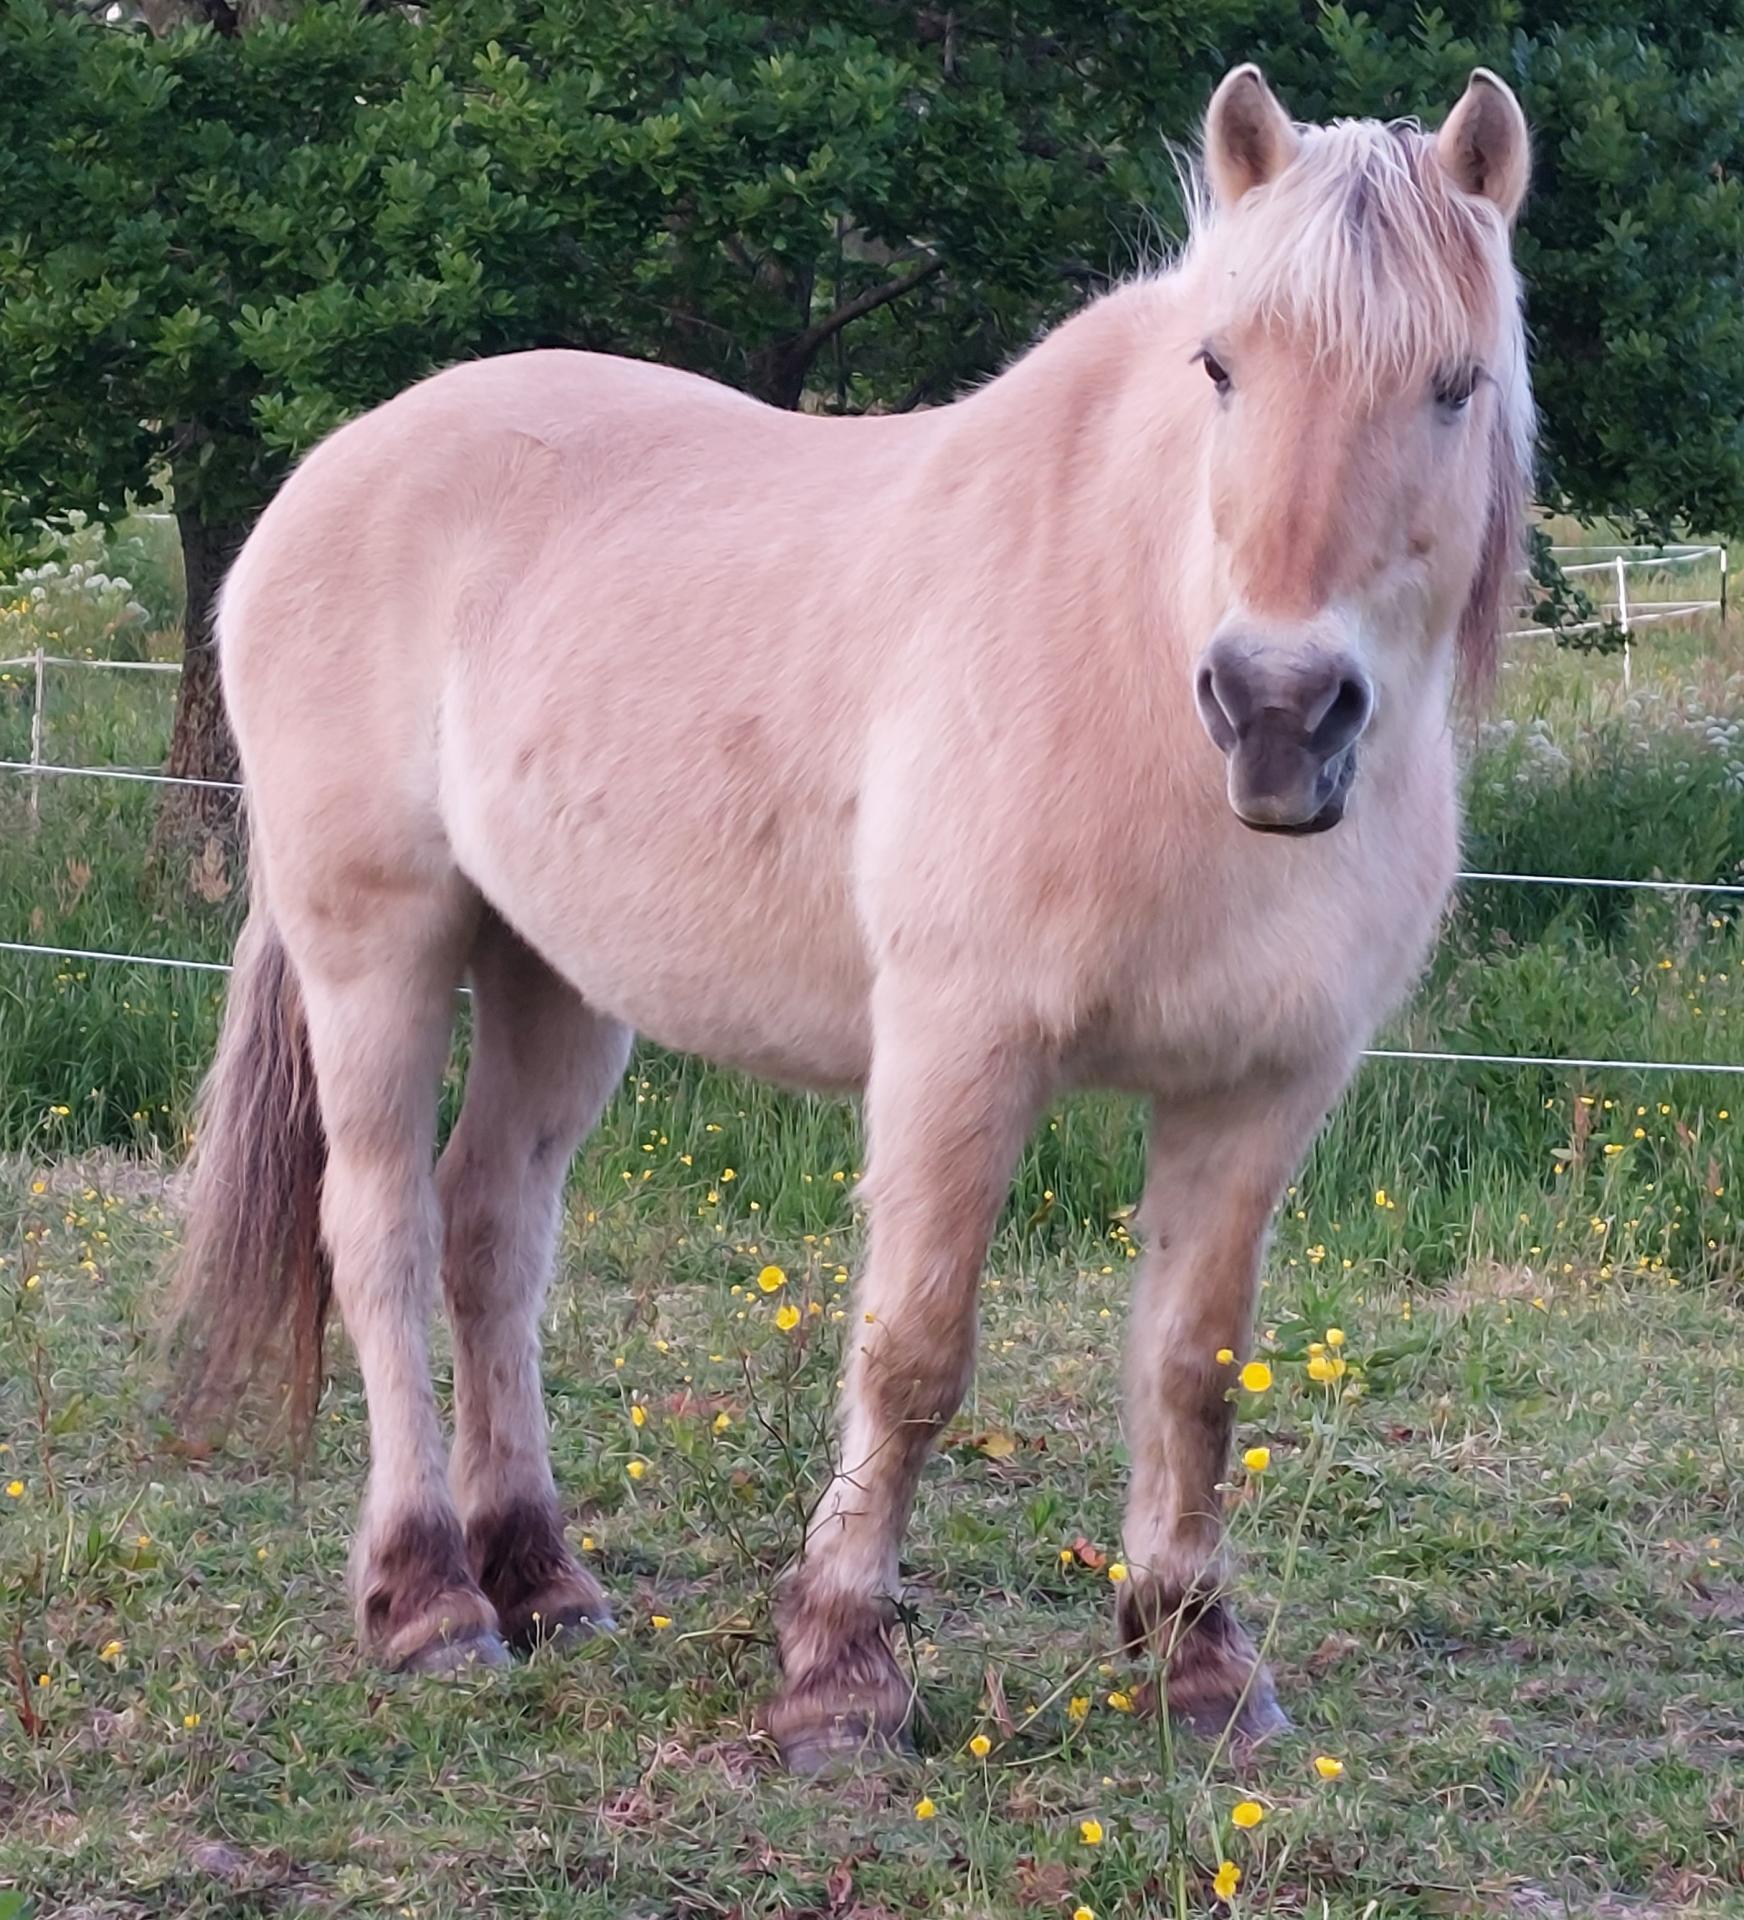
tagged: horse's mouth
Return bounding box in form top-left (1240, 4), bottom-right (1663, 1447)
top-left (1232, 747), bottom-right (1357, 835)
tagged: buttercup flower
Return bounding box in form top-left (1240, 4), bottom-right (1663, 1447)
top-left (1215, 1347), bottom-right (1235, 1365)
top-left (1232, 1799), bottom-right (1263, 1829)
top-left (1243, 1447), bottom-right (1270, 1473)
top-left (914, 1796), bottom-right (937, 1821)
top-left (1079, 1818), bottom-right (1104, 1846)
top-left (1314, 1754), bottom-right (1345, 1779)
top-left (1239, 1360), bottom-right (1272, 1393)
top-left (1213, 1860), bottom-right (1241, 1901)
top-left (1106, 1562), bottom-right (1127, 1583)
top-left (756, 1265), bottom-right (786, 1293)
top-left (967, 1733), bottom-right (991, 1758)
top-left (775, 1303), bottom-right (800, 1332)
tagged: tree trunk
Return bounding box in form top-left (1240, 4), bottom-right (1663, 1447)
top-left (153, 511), bottom-right (246, 870)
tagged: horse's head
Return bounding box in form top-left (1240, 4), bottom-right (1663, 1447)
top-left (1186, 65), bottom-right (1533, 834)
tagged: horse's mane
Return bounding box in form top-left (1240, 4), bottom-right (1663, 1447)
top-left (1178, 116), bottom-right (1534, 686)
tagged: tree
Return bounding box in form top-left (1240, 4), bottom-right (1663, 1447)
top-left (2, 1), bottom-right (1742, 822)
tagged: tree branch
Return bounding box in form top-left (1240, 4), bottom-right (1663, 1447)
top-left (794, 254), bottom-right (945, 356)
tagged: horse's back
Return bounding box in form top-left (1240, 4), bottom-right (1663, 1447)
top-left (218, 350), bottom-right (920, 1079)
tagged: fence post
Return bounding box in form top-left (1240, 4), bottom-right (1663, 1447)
top-left (27, 644), bottom-right (45, 828)
top-left (1615, 553), bottom-right (1631, 690)
top-left (1722, 545), bottom-right (1729, 625)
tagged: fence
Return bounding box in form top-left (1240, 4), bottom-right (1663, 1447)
top-left (1505, 541), bottom-right (1729, 688)
top-left (2, 648), bottom-right (1743, 1079)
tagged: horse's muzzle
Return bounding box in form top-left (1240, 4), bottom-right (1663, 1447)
top-left (1195, 634), bottom-right (1372, 834)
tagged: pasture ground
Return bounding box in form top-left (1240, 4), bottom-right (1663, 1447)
top-left (1, 1153), bottom-right (1741, 1919)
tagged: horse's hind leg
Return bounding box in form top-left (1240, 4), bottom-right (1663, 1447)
top-left (288, 874), bottom-right (502, 1672)
top-left (437, 912), bottom-right (632, 1648)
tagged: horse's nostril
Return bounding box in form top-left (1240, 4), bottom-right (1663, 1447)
top-left (1196, 663), bottom-right (1239, 751)
top-left (1311, 674), bottom-right (1372, 755)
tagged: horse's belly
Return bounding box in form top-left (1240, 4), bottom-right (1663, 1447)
top-left (443, 739), bottom-right (875, 1091)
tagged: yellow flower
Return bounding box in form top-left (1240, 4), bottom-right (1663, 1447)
top-left (1239, 1360), bottom-right (1272, 1393)
top-left (581, 1535), bottom-right (596, 1551)
top-left (627, 1459), bottom-right (647, 1480)
top-left (967, 1733), bottom-right (992, 1758)
top-left (756, 1264), bottom-right (786, 1293)
top-left (1231, 1799), bottom-right (1264, 1829)
top-left (1106, 1689), bottom-right (1133, 1713)
top-left (1243, 1446), bottom-right (1270, 1473)
top-left (1215, 1347), bottom-right (1235, 1365)
top-left (1075, 1908), bottom-right (1096, 1920)
top-left (1314, 1753), bottom-right (1345, 1779)
top-left (1066, 1694), bottom-right (1090, 1723)
top-left (1213, 1860), bottom-right (1241, 1902)
top-left (914, 1796), bottom-right (937, 1821)
top-left (775, 1303), bottom-right (801, 1332)
top-left (183, 1712), bottom-right (201, 1730)
top-left (1307, 1354), bottom-right (1347, 1384)
top-left (650, 1614), bottom-right (671, 1630)
top-left (1106, 1562), bottom-right (1127, 1583)
top-left (1078, 1818), bottom-right (1104, 1846)
top-left (630, 1404), bottom-right (647, 1428)
top-left (100, 1639), bottom-right (123, 1662)
top-left (721, 1168), bottom-right (736, 1181)
top-left (1325, 1327), bottom-right (1345, 1348)
top-left (713, 1411), bottom-right (731, 1433)
top-left (4, 1480), bottom-right (22, 1499)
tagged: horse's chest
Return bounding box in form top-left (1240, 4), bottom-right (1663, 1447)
top-left (1093, 839), bottom-right (1447, 1092)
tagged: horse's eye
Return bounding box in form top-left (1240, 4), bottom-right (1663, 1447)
top-left (1434, 366), bottom-right (1479, 411)
top-left (1198, 349), bottom-right (1232, 396)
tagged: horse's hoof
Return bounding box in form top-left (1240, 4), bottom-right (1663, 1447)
top-left (775, 1716), bottom-right (913, 1779)
top-left (395, 1628), bottom-right (510, 1676)
top-left (1182, 1670), bottom-right (1292, 1744)
top-left (516, 1602), bottom-right (615, 1653)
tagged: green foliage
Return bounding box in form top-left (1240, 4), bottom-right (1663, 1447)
top-left (3, 2), bottom-right (1744, 562)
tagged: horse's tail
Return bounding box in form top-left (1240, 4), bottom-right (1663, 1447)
top-left (163, 884), bottom-right (331, 1450)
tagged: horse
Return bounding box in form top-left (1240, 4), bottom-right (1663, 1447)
top-left (167, 64), bottom-right (1533, 1772)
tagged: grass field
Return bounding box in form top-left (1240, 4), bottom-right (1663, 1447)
top-left (1, 521), bottom-right (1742, 1916)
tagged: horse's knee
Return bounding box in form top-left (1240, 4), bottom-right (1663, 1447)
top-left (859, 1306), bottom-right (975, 1432)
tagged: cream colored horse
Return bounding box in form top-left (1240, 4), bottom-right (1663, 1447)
top-left (169, 66), bottom-right (1533, 1769)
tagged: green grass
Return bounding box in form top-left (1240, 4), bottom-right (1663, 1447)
top-left (1, 1156), bottom-right (1740, 1916)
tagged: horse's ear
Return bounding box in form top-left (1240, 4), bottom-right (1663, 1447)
top-left (1204, 65), bottom-right (1300, 208)
top-left (1437, 70), bottom-right (1530, 224)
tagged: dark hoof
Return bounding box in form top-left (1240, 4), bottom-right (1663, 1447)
top-left (1119, 1581), bottom-right (1291, 1743)
top-left (1179, 1667), bottom-right (1292, 1743)
top-left (515, 1601), bottom-right (616, 1653)
top-left (395, 1628), bottom-right (510, 1676)
top-left (774, 1714), bottom-right (914, 1778)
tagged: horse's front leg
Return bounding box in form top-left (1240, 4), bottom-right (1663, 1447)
top-left (764, 982), bottom-right (1045, 1773)
top-left (1119, 1074), bottom-right (1339, 1738)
